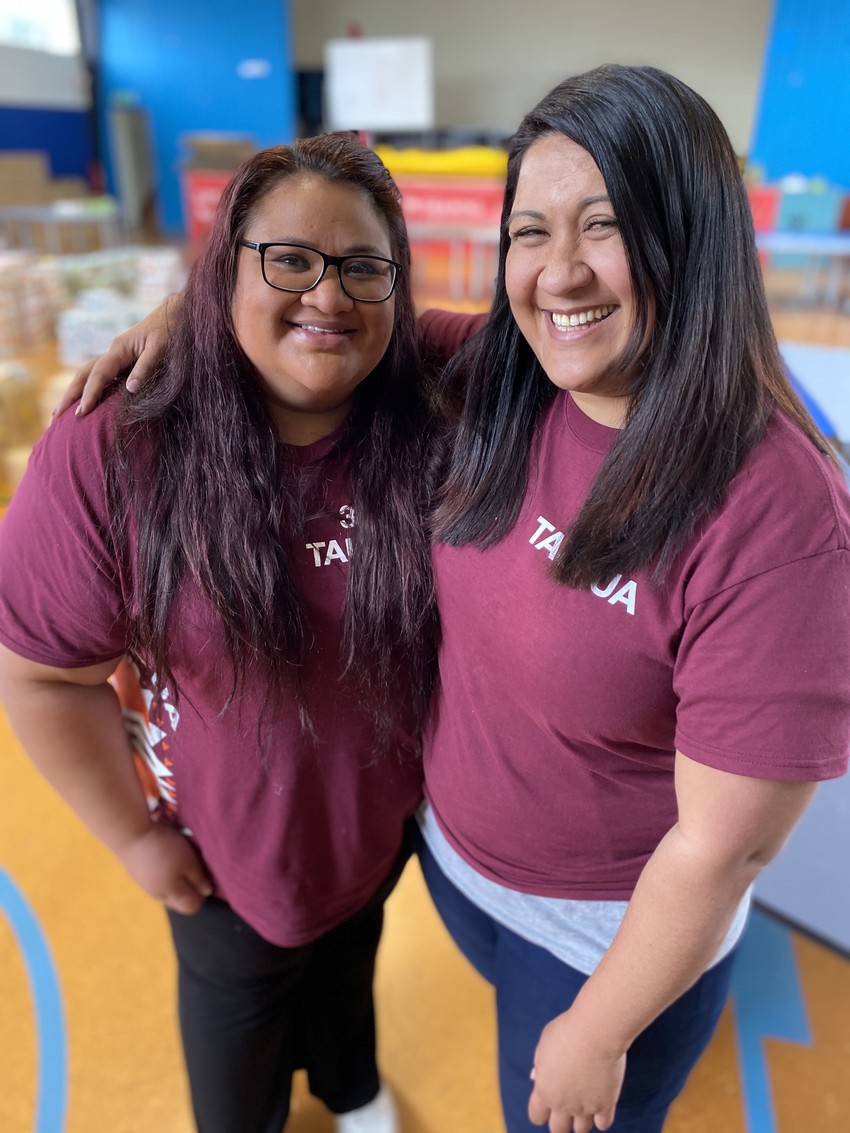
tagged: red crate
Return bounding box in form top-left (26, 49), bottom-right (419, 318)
top-left (181, 169), bottom-right (235, 244)
top-left (395, 176), bottom-right (504, 227)
top-left (746, 185), bottom-right (780, 233)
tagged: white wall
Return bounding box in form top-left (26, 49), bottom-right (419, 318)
top-left (0, 44), bottom-right (89, 109)
top-left (291, 0), bottom-right (772, 155)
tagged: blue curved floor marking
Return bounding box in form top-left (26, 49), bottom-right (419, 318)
top-left (0, 869), bottom-right (68, 1133)
top-left (730, 907), bottom-right (811, 1133)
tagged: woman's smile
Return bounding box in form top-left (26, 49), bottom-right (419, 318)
top-left (548, 305), bottom-right (617, 332)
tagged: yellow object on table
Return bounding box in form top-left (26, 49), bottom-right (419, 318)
top-left (374, 145), bottom-right (508, 179)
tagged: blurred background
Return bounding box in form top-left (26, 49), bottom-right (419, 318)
top-left (1, 2), bottom-right (849, 1132)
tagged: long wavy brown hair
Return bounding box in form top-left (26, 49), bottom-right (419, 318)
top-left (107, 135), bottom-right (440, 751)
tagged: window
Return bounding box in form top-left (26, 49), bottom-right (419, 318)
top-left (0, 0), bottom-right (81, 55)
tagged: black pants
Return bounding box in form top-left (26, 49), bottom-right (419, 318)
top-left (167, 844), bottom-right (410, 1133)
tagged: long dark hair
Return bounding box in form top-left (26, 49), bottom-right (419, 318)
top-left (434, 65), bottom-right (833, 585)
top-left (108, 135), bottom-right (439, 747)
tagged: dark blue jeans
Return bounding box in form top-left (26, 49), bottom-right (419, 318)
top-left (418, 838), bottom-right (736, 1133)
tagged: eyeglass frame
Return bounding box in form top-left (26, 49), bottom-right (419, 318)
top-left (238, 239), bottom-right (401, 303)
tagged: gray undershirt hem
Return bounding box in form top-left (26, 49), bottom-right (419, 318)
top-left (418, 801), bottom-right (750, 977)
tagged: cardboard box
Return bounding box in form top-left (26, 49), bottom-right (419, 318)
top-left (179, 133), bottom-right (256, 171)
top-left (45, 177), bottom-right (90, 202)
top-left (0, 152), bottom-right (52, 207)
top-left (177, 133), bottom-right (255, 245)
top-left (0, 362), bottom-right (40, 447)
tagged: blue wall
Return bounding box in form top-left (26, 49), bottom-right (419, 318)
top-left (749, 0), bottom-right (850, 189)
top-left (0, 106), bottom-right (92, 179)
top-left (99, 0), bottom-right (295, 235)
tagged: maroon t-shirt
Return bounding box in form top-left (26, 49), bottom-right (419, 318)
top-left (0, 402), bottom-right (422, 946)
top-left (424, 389), bottom-right (850, 900)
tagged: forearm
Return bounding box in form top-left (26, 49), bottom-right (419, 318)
top-left (563, 755), bottom-right (816, 1057)
top-left (529, 756), bottom-right (817, 1130)
top-left (567, 823), bottom-right (755, 1055)
top-left (1, 673), bottom-right (152, 853)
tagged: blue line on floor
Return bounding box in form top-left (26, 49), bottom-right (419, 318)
top-left (730, 906), bottom-right (811, 1133)
top-left (0, 870), bottom-right (67, 1133)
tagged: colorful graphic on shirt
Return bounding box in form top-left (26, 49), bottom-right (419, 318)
top-left (111, 657), bottom-right (179, 823)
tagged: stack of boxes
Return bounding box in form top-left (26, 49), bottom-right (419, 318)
top-left (0, 251), bottom-right (57, 359)
top-left (0, 151), bottom-right (106, 255)
top-left (0, 148), bottom-right (192, 500)
top-left (0, 359), bottom-right (41, 492)
top-left (0, 152), bottom-right (84, 210)
top-left (0, 246), bottom-right (188, 366)
top-left (0, 245), bottom-right (188, 500)
top-left (375, 145), bottom-right (508, 309)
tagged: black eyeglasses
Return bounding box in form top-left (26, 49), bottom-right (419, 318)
top-left (238, 240), bottom-right (400, 303)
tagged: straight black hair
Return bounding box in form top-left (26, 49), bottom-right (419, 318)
top-left (434, 65), bottom-right (832, 585)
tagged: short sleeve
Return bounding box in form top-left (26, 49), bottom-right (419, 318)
top-left (0, 406), bottom-right (129, 667)
top-left (674, 549), bottom-right (850, 781)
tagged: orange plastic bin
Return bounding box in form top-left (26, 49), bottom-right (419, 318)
top-left (746, 185), bottom-right (780, 232)
top-left (181, 168), bottom-right (235, 245)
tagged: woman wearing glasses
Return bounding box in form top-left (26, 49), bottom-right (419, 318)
top-left (0, 136), bottom-right (438, 1133)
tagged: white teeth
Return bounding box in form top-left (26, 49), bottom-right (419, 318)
top-left (301, 324), bottom-right (343, 333)
top-left (551, 305), bottom-right (613, 330)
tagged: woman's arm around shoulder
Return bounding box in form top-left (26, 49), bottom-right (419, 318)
top-left (418, 307), bottom-right (488, 369)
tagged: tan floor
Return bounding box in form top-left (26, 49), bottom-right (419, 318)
top-left (3, 703), bottom-right (850, 1133)
top-left (1, 265), bottom-right (850, 1133)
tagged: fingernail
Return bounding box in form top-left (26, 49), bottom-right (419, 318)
top-left (75, 404), bottom-right (83, 416)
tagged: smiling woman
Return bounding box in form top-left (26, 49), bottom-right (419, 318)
top-left (231, 175), bottom-right (399, 444)
top-left (422, 64), bottom-right (850, 1133)
top-left (0, 134), bottom-right (438, 1133)
top-left (505, 135), bottom-right (637, 426)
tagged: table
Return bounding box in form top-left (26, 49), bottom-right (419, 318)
top-left (0, 198), bottom-right (126, 255)
top-left (755, 230), bottom-right (850, 308)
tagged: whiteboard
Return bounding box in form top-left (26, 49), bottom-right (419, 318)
top-left (323, 37), bottom-right (434, 132)
top-left (0, 44), bottom-right (89, 109)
